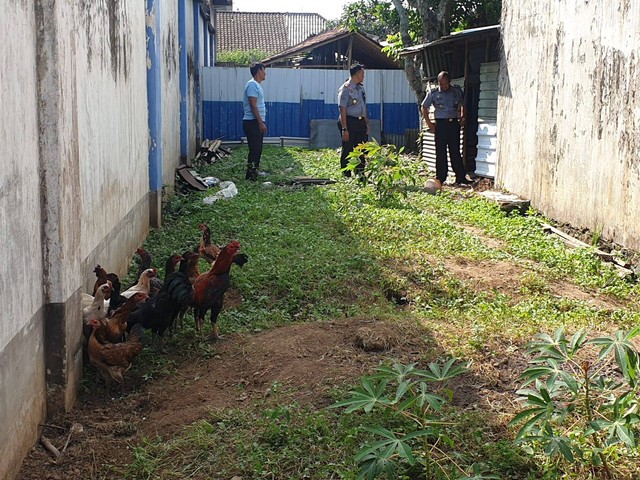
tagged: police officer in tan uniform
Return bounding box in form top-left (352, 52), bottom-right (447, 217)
top-left (421, 71), bottom-right (472, 186)
top-left (337, 64), bottom-right (369, 177)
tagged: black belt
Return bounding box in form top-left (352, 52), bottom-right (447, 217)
top-left (436, 118), bottom-right (459, 122)
top-left (347, 116), bottom-right (365, 120)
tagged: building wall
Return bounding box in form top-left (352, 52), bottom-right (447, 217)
top-left (161, 0), bottom-right (182, 184)
top-left (498, 0), bottom-right (640, 249)
top-left (0, 3), bottom-right (46, 479)
top-left (187, 0), bottom-right (199, 158)
top-left (1, 1), bottom-right (150, 478)
top-left (201, 67), bottom-right (419, 142)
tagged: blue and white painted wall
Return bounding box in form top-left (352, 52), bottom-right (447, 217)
top-left (201, 67), bottom-right (419, 142)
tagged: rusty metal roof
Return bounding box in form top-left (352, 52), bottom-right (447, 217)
top-left (398, 25), bottom-right (500, 56)
top-left (215, 12), bottom-right (327, 55)
top-left (261, 27), bottom-right (400, 69)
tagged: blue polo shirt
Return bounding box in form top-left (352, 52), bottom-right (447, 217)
top-left (243, 79), bottom-right (266, 121)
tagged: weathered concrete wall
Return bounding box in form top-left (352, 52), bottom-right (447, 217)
top-left (498, 0), bottom-right (640, 249)
top-left (161, 0), bottom-right (181, 185)
top-left (75, 0), bottom-right (149, 266)
top-left (1, 1), bottom-right (150, 478)
top-left (0, 3), bottom-right (47, 479)
top-left (186, 0), bottom-right (199, 159)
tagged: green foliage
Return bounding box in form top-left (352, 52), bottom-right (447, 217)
top-left (511, 327), bottom-right (640, 479)
top-left (331, 360), bottom-right (494, 479)
top-left (112, 146), bottom-right (639, 479)
top-left (345, 140), bottom-right (419, 201)
top-left (338, 0), bottom-right (404, 38)
top-left (216, 49), bottom-right (271, 65)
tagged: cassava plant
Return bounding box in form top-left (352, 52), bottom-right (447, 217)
top-left (511, 326), bottom-right (640, 479)
top-left (344, 140), bottom-right (418, 201)
top-left (331, 359), bottom-right (496, 480)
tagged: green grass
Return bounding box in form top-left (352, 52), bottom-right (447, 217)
top-left (117, 145), bottom-right (640, 479)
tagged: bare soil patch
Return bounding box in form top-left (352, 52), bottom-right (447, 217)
top-left (17, 318), bottom-right (430, 480)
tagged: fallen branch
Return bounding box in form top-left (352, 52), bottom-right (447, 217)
top-left (40, 435), bottom-right (61, 460)
top-left (541, 223), bottom-right (634, 276)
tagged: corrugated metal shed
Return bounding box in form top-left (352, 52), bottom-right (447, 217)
top-left (261, 27), bottom-right (400, 70)
top-left (402, 25), bottom-right (500, 178)
top-left (215, 12), bottom-right (327, 56)
top-left (475, 62), bottom-right (499, 177)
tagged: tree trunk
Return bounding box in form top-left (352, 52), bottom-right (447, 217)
top-left (393, 0), bottom-right (456, 102)
top-left (391, 0), bottom-right (424, 103)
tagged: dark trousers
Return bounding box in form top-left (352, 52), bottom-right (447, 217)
top-left (435, 119), bottom-right (465, 183)
top-left (338, 116), bottom-right (368, 176)
top-left (243, 119), bottom-right (264, 178)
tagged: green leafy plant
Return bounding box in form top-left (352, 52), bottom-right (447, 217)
top-left (344, 140), bottom-right (418, 201)
top-left (511, 326), bottom-right (640, 479)
top-left (330, 359), bottom-right (491, 479)
top-left (216, 49), bottom-right (271, 65)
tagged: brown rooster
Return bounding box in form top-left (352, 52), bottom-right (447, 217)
top-left (87, 318), bottom-right (144, 395)
top-left (164, 241), bottom-right (242, 339)
top-left (102, 291), bottom-right (149, 343)
top-left (92, 265), bottom-right (109, 296)
top-left (198, 223), bottom-right (222, 264)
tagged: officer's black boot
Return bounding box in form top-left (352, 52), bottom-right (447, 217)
top-left (245, 163), bottom-right (258, 181)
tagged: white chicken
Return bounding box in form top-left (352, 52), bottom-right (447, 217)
top-left (82, 282), bottom-right (112, 321)
top-left (121, 268), bottom-right (157, 298)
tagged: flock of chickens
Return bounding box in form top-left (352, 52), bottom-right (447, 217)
top-left (80, 223), bottom-right (248, 395)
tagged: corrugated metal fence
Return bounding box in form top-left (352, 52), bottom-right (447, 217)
top-left (201, 67), bottom-right (419, 145)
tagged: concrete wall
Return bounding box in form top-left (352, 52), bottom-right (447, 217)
top-left (187, 0), bottom-right (200, 158)
top-left (161, 0), bottom-right (182, 185)
top-left (1, 1), bottom-right (151, 478)
top-left (0, 3), bottom-right (47, 479)
top-left (498, 0), bottom-right (640, 249)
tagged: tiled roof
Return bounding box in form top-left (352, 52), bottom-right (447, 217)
top-left (216, 12), bottom-right (327, 55)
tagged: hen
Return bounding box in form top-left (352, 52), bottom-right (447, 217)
top-left (121, 268), bottom-right (157, 298)
top-left (86, 318), bottom-right (144, 395)
top-left (165, 241), bottom-right (242, 339)
top-left (82, 282), bottom-right (112, 322)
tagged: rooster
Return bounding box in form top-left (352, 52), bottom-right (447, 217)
top-left (86, 318), bottom-right (144, 395)
top-left (165, 241), bottom-right (242, 339)
top-left (121, 268), bottom-right (156, 298)
top-left (92, 265), bottom-right (109, 296)
top-left (136, 248), bottom-right (165, 297)
top-left (126, 255), bottom-right (184, 352)
top-left (198, 223), bottom-right (222, 264)
top-left (102, 291), bottom-right (149, 343)
top-left (198, 223), bottom-right (249, 267)
top-left (91, 265), bottom-right (127, 314)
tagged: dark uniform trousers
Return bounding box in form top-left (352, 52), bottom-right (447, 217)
top-left (243, 119), bottom-right (264, 179)
top-left (338, 116), bottom-right (368, 176)
top-left (435, 118), bottom-right (465, 183)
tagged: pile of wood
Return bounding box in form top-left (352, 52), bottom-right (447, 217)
top-left (194, 139), bottom-right (231, 164)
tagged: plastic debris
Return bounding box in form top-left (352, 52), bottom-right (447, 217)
top-left (203, 181), bottom-right (238, 204)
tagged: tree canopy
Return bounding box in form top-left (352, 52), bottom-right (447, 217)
top-left (336, 0), bottom-right (501, 101)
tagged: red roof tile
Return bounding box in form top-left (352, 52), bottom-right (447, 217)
top-left (216, 12), bottom-right (327, 55)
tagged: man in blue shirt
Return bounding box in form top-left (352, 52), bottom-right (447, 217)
top-left (243, 63), bottom-right (267, 181)
top-left (421, 71), bottom-right (472, 186)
